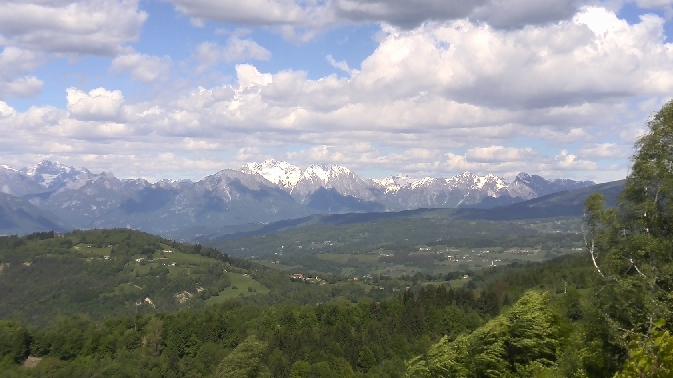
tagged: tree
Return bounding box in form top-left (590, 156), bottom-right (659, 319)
top-left (290, 360), bottom-right (310, 378)
top-left (616, 319), bottom-right (673, 377)
top-left (357, 346), bottom-right (377, 372)
top-left (584, 100), bottom-right (673, 371)
top-left (405, 291), bottom-right (562, 377)
top-left (213, 335), bottom-right (271, 378)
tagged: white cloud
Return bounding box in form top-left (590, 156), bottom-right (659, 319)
top-left (66, 87), bottom-right (125, 122)
top-left (0, 76), bottom-right (43, 99)
top-left (3, 7), bottom-right (670, 182)
top-left (466, 146), bottom-right (538, 163)
top-left (221, 38), bottom-right (272, 62)
top-left (577, 143), bottom-right (630, 159)
top-left (326, 55), bottom-right (358, 76)
top-left (0, 47), bottom-right (45, 99)
top-left (635, 0), bottom-right (673, 17)
top-left (194, 38), bottom-right (271, 72)
top-left (110, 53), bottom-right (171, 82)
top-left (0, 0), bottom-right (147, 55)
top-left (555, 150), bottom-right (598, 170)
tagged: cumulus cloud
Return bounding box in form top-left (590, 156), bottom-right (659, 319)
top-left (0, 47), bottom-right (44, 99)
top-left (165, 0), bottom-right (588, 32)
top-left (555, 150), bottom-right (598, 170)
top-left (466, 146), bottom-right (538, 163)
top-left (635, 0), bottom-right (673, 17)
top-left (0, 0), bottom-right (147, 55)
top-left (326, 55), bottom-right (358, 76)
top-left (2, 6), bottom-right (668, 181)
top-left (0, 76), bottom-right (43, 99)
top-left (110, 53), bottom-right (171, 82)
top-left (66, 87), bottom-right (125, 122)
top-left (577, 143), bottom-right (629, 159)
top-left (194, 37), bottom-right (271, 72)
top-left (166, 0), bottom-right (318, 26)
top-left (470, 0), bottom-right (585, 28)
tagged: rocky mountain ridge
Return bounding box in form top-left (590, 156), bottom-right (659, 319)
top-left (0, 159), bottom-right (595, 235)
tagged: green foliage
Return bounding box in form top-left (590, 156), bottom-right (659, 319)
top-left (214, 335), bottom-right (271, 378)
top-left (0, 283), bottom-right (496, 377)
top-left (406, 291), bottom-right (562, 377)
top-left (584, 100), bottom-right (673, 368)
top-left (0, 229), bottom-right (274, 325)
top-left (0, 322), bottom-right (30, 364)
top-left (358, 346), bottom-right (377, 372)
top-left (616, 319), bottom-right (673, 378)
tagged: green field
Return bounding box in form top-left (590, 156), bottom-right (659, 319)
top-left (73, 243), bottom-right (112, 256)
top-left (206, 273), bottom-right (270, 304)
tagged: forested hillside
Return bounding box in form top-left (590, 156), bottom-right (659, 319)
top-left (0, 229), bottom-right (375, 326)
top-left (0, 253), bottom-right (605, 377)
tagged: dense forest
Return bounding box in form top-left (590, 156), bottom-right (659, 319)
top-left (2, 101), bottom-right (673, 376)
top-left (0, 252), bottom-right (617, 377)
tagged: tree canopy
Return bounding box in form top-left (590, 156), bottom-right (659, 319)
top-left (584, 99), bottom-right (673, 376)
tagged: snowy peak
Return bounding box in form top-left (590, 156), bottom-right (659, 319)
top-left (21, 160), bottom-right (92, 190)
top-left (302, 164), bottom-right (353, 184)
top-left (374, 175), bottom-right (417, 193)
top-left (241, 161), bottom-right (356, 190)
top-left (377, 172), bottom-right (507, 192)
top-left (472, 173), bottom-right (508, 191)
top-left (241, 159), bottom-right (302, 189)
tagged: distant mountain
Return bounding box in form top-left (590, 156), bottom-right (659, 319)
top-left (242, 160), bottom-right (379, 203)
top-left (0, 159), bottom-right (598, 235)
top-left (0, 192), bottom-right (71, 235)
top-left (242, 160), bottom-right (595, 211)
top-left (0, 165), bottom-right (45, 197)
top-left (506, 173), bottom-right (595, 200)
top-left (26, 169), bottom-right (314, 234)
top-left (458, 179), bottom-right (625, 221)
top-left (190, 180), bottom-right (625, 243)
top-left (20, 160), bottom-right (93, 191)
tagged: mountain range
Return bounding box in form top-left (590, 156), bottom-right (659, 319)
top-left (0, 159), bottom-right (596, 236)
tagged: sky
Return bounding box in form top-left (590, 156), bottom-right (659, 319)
top-left (1, 0), bottom-right (673, 183)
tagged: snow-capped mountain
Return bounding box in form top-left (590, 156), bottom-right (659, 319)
top-left (507, 173), bottom-right (594, 200)
top-left (0, 159), bottom-right (596, 236)
top-left (241, 160), bottom-right (302, 189)
top-left (20, 160), bottom-right (93, 191)
top-left (242, 160), bottom-right (378, 202)
top-left (373, 175), bottom-right (418, 193)
top-left (0, 165), bottom-right (45, 197)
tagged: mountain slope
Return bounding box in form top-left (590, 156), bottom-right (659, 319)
top-left (27, 169), bottom-right (315, 234)
top-left (189, 180), bottom-right (623, 243)
top-left (0, 192), bottom-right (71, 235)
top-left (0, 165), bottom-right (45, 197)
top-left (0, 159), bottom-right (600, 234)
top-left (20, 160), bottom-right (93, 191)
top-left (458, 179), bottom-right (625, 221)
